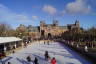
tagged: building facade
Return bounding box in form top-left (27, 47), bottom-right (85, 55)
top-left (16, 20), bottom-right (80, 39)
top-left (67, 20), bottom-right (80, 30)
top-left (40, 20), bottom-right (68, 38)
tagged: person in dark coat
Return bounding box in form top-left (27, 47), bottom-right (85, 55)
top-left (44, 51), bottom-right (50, 60)
top-left (47, 41), bottom-right (49, 45)
top-left (26, 56), bottom-right (31, 62)
top-left (8, 62), bottom-right (11, 64)
top-left (33, 57), bottom-right (39, 64)
top-left (44, 41), bottom-right (45, 44)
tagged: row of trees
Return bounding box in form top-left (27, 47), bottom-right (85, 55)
top-left (1, 22), bottom-right (96, 42)
top-left (0, 23), bottom-right (28, 38)
top-left (61, 27), bottom-right (96, 42)
top-left (0, 23), bottom-right (15, 37)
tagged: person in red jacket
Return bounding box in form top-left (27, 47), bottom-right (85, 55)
top-left (51, 57), bottom-right (57, 64)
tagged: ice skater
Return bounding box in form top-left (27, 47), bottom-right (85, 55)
top-left (8, 62), bottom-right (11, 64)
top-left (44, 51), bottom-right (50, 61)
top-left (26, 55), bottom-right (31, 62)
top-left (44, 41), bottom-right (45, 44)
top-left (47, 41), bottom-right (49, 45)
top-left (33, 57), bottom-right (39, 64)
top-left (51, 57), bottom-right (57, 64)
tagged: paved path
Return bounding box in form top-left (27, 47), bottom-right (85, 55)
top-left (0, 41), bottom-right (92, 64)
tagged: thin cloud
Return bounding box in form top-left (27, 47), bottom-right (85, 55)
top-left (42, 5), bottom-right (57, 15)
top-left (62, 0), bottom-right (91, 15)
top-left (32, 16), bottom-right (38, 20)
top-left (0, 4), bottom-right (32, 23)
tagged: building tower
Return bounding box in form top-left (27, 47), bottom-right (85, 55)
top-left (75, 20), bottom-right (80, 28)
top-left (40, 21), bottom-right (45, 27)
top-left (53, 20), bottom-right (59, 26)
top-left (40, 21), bottom-right (45, 39)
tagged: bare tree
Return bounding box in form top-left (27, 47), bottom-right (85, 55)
top-left (0, 22), bottom-right (14, 36)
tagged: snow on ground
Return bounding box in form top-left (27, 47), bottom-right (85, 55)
top-left (0, 41), bottom-right (92, 64)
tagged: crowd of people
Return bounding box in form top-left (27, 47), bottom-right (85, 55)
top-left (25, 51), bottom-right (57, 64)
top-left (25, 41), bottom-right (57, 64)
top-left (5, 50), bottom-right (57, 64)
top-left (24, 40), bottom-right (56, 64)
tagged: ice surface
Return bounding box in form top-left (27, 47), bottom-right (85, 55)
top-left (0, 41), bottom-right (92, 64)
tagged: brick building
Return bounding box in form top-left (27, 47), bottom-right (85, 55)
top-left (67, 20), bottom-right (80, 30)
top-left (40, 20), bottom-right (68, 38)
top-left (16, 20), bottom-right (80, 39)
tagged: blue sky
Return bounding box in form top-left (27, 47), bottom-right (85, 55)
top-left (0, 0), bottom-right (96, 29)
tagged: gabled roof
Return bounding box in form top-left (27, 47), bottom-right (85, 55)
top-left (0, 37), bottom-right (22, 44)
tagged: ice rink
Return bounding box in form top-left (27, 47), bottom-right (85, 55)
top-left (0, 41), bottom-right (92, 64)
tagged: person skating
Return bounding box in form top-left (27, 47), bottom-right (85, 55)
top-left (44, 41), bottom-right (45, 44)
top-left (33, 57), bottom-right (39, 64)
top-left (51, 57), bottom-right (57, 64)
top-left (26, 55), bottom-right (31, 62)
top-left (47, 41), bottom-right (49, 45)
top-left (8, 62), bottom-right (11, 64)
top-left (44, 51), bottom-right (50, 61)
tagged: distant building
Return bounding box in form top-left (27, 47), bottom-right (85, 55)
top-left (17, 24), bottom-right (39, 33)
top-left (16, 24), bottom-right (27, 32)
top-left (40, 20), bottom-right (68, 38)
top-left (16, 20), bottom-right (80, 39)
top-left (27, 25), bottom-right (39, 32)
top-left (27, 25), bottom-right (40, 39)
top-left (16, 24), bottom-right (39, 39)
top-left (67, 20), bottom-right (80, 30)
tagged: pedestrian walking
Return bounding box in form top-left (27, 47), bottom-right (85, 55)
top-left (51, 57), bottom-right (57, 64)
top-left (33, 57), bottom-right (39, 64)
